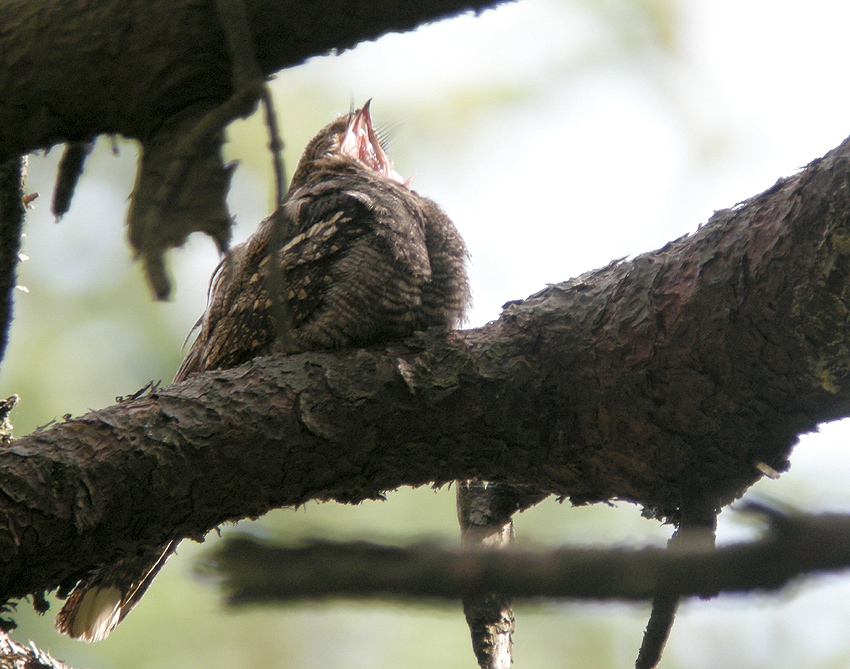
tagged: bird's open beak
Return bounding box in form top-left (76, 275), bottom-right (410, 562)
top-left (341, 100), bottom-right (405, 184)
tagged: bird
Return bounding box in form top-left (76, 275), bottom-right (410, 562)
top-left (54, 101), bottom-right (471, 642)
top-left (174, 100), bottom-right (469, 375)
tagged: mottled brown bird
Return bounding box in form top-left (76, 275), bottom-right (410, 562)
top-left (55, 102), bottom-right (470, 642)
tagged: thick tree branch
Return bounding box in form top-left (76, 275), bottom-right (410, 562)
top-left (203, 506), bottom-right (850, 604)
top-left (5, 134), bottom-right (850, 610)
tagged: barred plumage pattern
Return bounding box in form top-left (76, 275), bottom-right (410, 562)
top-left (56, 103), bottom-right (470, 642)
top-left (176, 110), bottom-right (468, 377)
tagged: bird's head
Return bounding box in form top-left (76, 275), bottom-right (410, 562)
top-left (290, 101), bottom-right (406, 190)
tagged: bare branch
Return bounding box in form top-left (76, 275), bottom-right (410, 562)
top-left (457, 481), bottom-right (547, 668)
top-left (203, 506), bottom-right (850, 605)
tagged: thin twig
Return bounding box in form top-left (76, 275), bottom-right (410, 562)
top-left (0, 157), bottom-right (26, 367)
top-left (214, 0), bottom-right (294, 350)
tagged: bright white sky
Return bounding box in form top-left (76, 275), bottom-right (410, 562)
top-left (10, 0), bottom-right (850, 666)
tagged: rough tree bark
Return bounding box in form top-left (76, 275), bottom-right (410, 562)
top-left (3, 132), bottom-right (850, 606)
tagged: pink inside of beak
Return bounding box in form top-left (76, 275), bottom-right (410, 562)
top-left (340, 104), bottom-right (406, 185)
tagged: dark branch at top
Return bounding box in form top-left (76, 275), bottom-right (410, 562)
top-left (0, 0), bottom-right (509, 159)
top-left (1, 0), bottom-right (510, 299)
